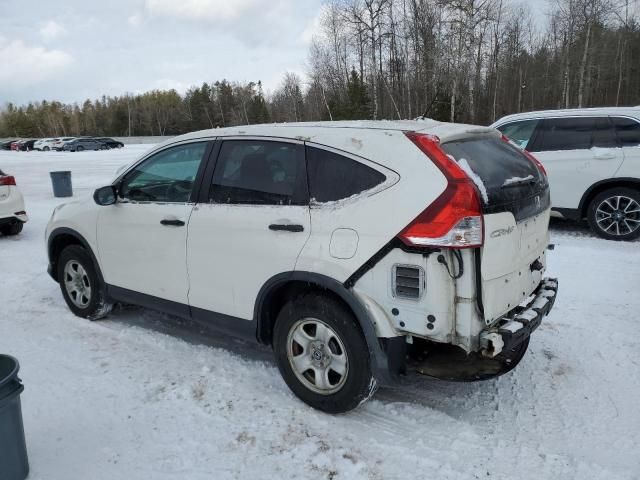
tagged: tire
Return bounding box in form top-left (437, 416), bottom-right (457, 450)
top-left (77, 146), bottom-right (84, 152)
top-left (587, 187), bottom-right (640, 241)
top-left (273, 293), bottom-right (375, 413)
top-left (0, 222), bottom-right (23, 236)
top-left (56, 245), bottom-right (113, 320)
top-left (43, 146), bottom-right (50, 151)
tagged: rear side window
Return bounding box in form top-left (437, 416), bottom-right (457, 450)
top-left (306, 146), bottom-right (386, 203)
top-left (612, 117), bottom-right (640, 146)
top-left (209, 140), bottom-right (307, 205)
top-left (496, 120), bottom-right (539, 149)
top-left (531, 117), bottom-right (617, 151)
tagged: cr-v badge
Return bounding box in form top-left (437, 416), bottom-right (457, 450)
top-left (490, 226), bottom-right (515, 238)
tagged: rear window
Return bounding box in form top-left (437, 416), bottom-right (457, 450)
top-left (612, 117), bottom-right (640, 146)
top-left (210, 140), bottom-right (306, 205)
top-left (441, 137), bottom-right (546, 207)
top-left (306, 146), bottom-right (386, 203)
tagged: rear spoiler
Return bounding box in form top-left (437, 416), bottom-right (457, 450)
top-left (414, 123), bottom-right (501, 144)
top-left (440, 127), bottom-right (501, 144)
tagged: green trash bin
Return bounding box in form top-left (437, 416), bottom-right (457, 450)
top-left (49, 171), bottom-right (73, 198)
top-left (0, 355), bottom-right (29, 480)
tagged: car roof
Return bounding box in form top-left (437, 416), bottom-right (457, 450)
top-left (492, 107), bottom-right (640, 126)
top-left (165, 119), bottom-right (499, 145)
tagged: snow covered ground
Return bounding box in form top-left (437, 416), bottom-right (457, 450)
top-left (1, 146), bottom-right (639, 480)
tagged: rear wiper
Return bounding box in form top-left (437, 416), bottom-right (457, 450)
top-left (501, 176), bottom-right (536, 189)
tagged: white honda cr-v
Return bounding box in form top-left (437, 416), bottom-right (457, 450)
top-left (45, 121), bottom-right (557, 413)
top-left (492, 107), bottom-right (640, 240)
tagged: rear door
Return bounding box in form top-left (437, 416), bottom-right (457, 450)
top-left (528, 116), bottom-right (623, 209)
top-left (611, 116), bottom-right (640, 177)
top-left (441, 136), bottom-right (550, 322)
top-left (186, 138), bottom-right (310, 323)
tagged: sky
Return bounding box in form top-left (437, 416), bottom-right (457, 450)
top-left (0, 0), bottom-right (325, 105)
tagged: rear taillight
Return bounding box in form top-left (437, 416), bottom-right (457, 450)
top-left (0, 175), bottom-right (16, 186)
top-left (500, 134), bottom-right (547, 176)
top-left (400, 132), bottom-right (483, 248)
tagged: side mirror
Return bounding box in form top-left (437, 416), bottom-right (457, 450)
top-left (94, 185), bottom-right (117, 206)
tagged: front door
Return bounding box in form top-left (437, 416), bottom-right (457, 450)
top-left (96, 141), bottom-right (210, 305)
top-left (187, 139), bottom-right (310, 322)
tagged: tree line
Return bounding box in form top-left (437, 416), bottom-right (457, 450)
top-left (1, 0), bottom-right (638, 138)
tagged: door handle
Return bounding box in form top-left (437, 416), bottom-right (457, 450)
top-left (269, 224), bottom-right (304, 232)
top-left (160, 219), bottom-right (185, 227)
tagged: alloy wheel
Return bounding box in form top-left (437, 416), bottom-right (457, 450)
top-left (595, 195), bottom-right (640, 237)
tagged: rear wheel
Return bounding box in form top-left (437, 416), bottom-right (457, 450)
top-left (587, 187), bottom-right (640, 240)
top-left (0, 222), bottom-right (23, 236)
top-left (273, 293), bottom-right (375, 413)
top-left (57, 245), bottom-right (112, 320)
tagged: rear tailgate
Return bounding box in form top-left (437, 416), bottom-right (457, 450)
top-left (441, 136), bottom-right (550, 323)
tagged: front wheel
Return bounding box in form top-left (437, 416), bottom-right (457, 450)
top-left (587, 187), bottom-right (640, 240)
top-left (57, 245), bottom-right (112, 320)
top-left (273, 293), bottom-right (375, 413)
top-left (43, 146), bottom-right (50, 151)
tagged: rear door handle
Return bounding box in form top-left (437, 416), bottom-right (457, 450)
top-left (269, 224), bottom-right (304, 232)
top-left (160, 219), bottom-right (185, 227)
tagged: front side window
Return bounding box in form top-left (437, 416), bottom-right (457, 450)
top-left (306, 146), bottom-right (386, 203)
top-left (612, 117), bottom-right (640, 147)
top-left (120, 142), bottom-right (207, 203)
top-left (209, 140), bottom-right (306, 205)
top-left (532, 117), bottom-right (603, 152)
top-left (497, 120), bottom-right (539, 149)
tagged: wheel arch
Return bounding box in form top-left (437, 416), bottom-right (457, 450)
top-left (48, 228), bottom-right (104, 285)
top-left (254, 271), bottom-right (394, 384)
top-left (579, 177), bottom-right (640, 218)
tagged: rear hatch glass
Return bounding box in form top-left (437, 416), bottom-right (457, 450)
top-left (441, 137), bottom-right (549, 222)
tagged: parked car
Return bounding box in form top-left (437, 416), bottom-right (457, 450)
top-left (62, 138), bottom-right (108, 152)
top-left (0, 170), bottom-right (28, 236)
top-left (10, 140), bottom-right (25, 151)
top-left (492, 107), bottom-right (640, 240)
top-left (97, 137), bottom-right (124, 149)
top-left (52, 137), bottom-right (76, 151)
top-left (19, 140), bottom-right (37, 151)
top-left (0, 140), bottom-right (18, 150)
top-left (45, 121), bottom-right (557, 413)
top-left (34, 138), bottom-right (59, 151)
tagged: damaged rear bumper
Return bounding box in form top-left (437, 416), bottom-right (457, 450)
top-left (480, 277), bottom-right (558, 357)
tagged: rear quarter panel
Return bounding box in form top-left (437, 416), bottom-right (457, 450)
top-left (294, 129), bottom-right (447, 282)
